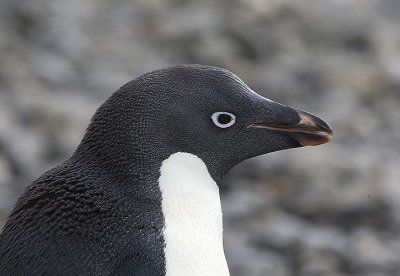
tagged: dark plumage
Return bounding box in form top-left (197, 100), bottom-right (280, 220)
top-left (0, 65), bottom-right (332, 275)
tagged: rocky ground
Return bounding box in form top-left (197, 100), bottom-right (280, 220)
top-left (1, 0), bottom-right (400, 275)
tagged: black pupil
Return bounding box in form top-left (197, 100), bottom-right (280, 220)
top-left (217, 114), bottom-right (232, 125)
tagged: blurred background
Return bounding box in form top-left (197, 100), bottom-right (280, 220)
top-left (0, 0), bottom-right (400, 275)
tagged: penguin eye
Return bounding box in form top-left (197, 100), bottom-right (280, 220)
top-left (211, 112), bottom-right (236, 128)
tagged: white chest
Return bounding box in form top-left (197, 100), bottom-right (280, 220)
top-left (158, 152), bottom-right (230, 276)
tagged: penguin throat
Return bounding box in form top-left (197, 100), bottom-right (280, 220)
top-left (159, 152), bottom-right (230, 276)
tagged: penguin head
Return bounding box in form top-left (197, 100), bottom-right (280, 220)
top-left (81, 64), bottom-right (332, 182)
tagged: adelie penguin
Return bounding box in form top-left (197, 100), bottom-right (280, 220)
top-left (0, 64), bottom-right (332, 275)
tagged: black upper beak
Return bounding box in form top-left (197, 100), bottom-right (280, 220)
top-left (249, 109), bottom-right (333, 146)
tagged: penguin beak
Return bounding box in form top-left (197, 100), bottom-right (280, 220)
top-left (250, 109), bottom-right (333, 146)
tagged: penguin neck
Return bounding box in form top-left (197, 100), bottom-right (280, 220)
top-left (159, 152), bottom-right (230, 276)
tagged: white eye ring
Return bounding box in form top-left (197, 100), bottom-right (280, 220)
top-left (211, 112), bottom-right (236, 128)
